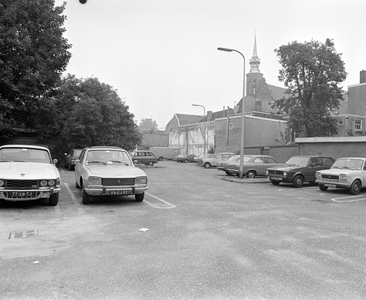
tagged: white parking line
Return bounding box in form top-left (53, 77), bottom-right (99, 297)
top-left (64, 183), bottom-right (85, 213)
top-left (331, 195), bottom-right (366, 203)
top-left (144, 192), bottom-right (176, 209)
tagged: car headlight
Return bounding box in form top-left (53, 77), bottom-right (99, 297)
top-left (135, 176), bottom-right (147, 185)
top-left (265, 170), bottom-right (269, 175)
top-left (87, 176), bottom-right (102, 185)
top-left (339, 174), bottom-right (347, 182)
top-left (283, 171), bottom-right (287, 177)
top-left (0, 179), bottom-right (4, 187)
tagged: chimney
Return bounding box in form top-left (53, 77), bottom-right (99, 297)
top-left (360, 70), bottom-right (366, 84)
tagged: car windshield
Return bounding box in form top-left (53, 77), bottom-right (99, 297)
top-left (86, 150), bottom-right (132, 166)
top-left (285, 156), bottom-right (309, 167)
top-left (74, 149), bottom-right (82, 156)
top-left (0, 147), bottom-right (51, 163)
top-left (332, 158), bottom-right (364, 170)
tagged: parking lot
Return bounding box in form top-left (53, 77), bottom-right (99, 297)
top-left (1, 160), bottom-right (365, 300)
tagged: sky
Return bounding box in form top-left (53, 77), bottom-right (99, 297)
top-left (54, 0), bottom-right (366, 129)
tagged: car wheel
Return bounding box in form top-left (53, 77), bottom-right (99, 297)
top-left (75, 178), bottom-right (81, 189)
top-left (135, 193), bottom-right (144, 202)
top-left (349, 180), bottom-right (361, 195)
top-left (48, 193), bottom-right (59, 206)
top-left (225, 171), bottom-right (233, 176)
top-left (203, 162), bottom-right (211, 169)
top-left (292, 175), bottom-right (304, 188)
top-left (82, 188), bottom-right (91, 204)
top-left (246, 171), bottom-right (256, 178)
top-left (271, 180), bottom-right (280, 185)
top-left (158, 156), bottom-right (163, 161)
top-left (319, 184), bottom-right (328, 191)
top-left (184, 159), bottom-right (188, 163)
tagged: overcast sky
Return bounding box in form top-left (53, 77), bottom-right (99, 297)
top-left (54, 0), bottom-right (366, 129)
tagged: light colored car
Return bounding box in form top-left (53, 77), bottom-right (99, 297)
top-left (74, 146), bottom-right (148, 204)
top-left (0, 144), bottom-right (60, 206)
top-left (316, 157), bottom-right (366, 195)
top-left (201, 152), bottom-right (235, 169)
top-left (64, 148), bottom-right (82, 171)
top-left (226, 155), bottom-right (284, 178)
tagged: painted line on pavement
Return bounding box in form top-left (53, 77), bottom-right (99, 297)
top-left (64, 183), bottom-right (85, 213)
top-left (331, 195), bottom-right (366, 203)
top-left (144, 192), bottom-right (176, 209)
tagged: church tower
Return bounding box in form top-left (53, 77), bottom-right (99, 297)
top-left (246, 33), bottom-right (264, 97)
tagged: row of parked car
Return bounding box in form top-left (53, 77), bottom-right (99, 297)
top-left (193, 152), bottom-right (366, 195)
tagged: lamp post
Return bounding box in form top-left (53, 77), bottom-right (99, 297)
top-left (218, 47), bottom-right (246, 179)
top-left (192, 104), bottom-right (206, 154)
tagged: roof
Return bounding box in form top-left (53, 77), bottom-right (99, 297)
top-left (174, 114), bottom-right (204, 126)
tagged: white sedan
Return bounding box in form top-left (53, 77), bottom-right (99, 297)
top-left (0, 144), bottom-right (60, 206)
top-left (74, 146), bottom-right (148, 204)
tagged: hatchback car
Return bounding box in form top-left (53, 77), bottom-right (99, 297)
top-left (266, 155), bottom-right (335, 187)
top-left (74, 146), bottom-right (148, 204)
top-left (225, 155), bottom-right (283, 178)
top-left (64, 148), bottom-right (82, 171)
top-left (201, 152), bottom-right (235, 168)
top-left (316, 157), bottom-right (366, 195)
top-left (130, 150), bottom-right (158, 166)
top-left (217, 155), bottom-right (240, 175)
top-left (0, 144), bottom-right (60, 206)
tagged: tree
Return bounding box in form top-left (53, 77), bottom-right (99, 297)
top-left (0, 0), bottom-right (71, 138)
top-left (273, 39), bottom-right (347, 137)
top-left (60, 77), bottom-right (141, 150)
top-left (138, 118), bottom-right (158, 132)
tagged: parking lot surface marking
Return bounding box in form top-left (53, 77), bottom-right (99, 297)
top-left (330, 195), bottom-right (366, 203)
top-left (144, 192), bottom-right (176, 209)
top-left (64, 183), bottom-right (85, 213)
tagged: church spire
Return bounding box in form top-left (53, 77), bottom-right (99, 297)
top-left (249, 32), bottom-right (261, 73)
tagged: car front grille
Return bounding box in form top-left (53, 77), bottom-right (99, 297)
top-left (102, 178), bottom-right (135, 186)
top-left (321, 174), bottom-right (339, 181)
top-left (267, 170), bottom-right (283, 175)
top-left (5, 180), bottom-right (39, 189)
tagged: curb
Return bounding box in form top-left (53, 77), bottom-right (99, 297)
top-left (222, 176), bottom-right (270, 184)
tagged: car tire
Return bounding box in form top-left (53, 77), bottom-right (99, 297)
top-left (203, 162), bottom-right (211, 169)
top-left (135, 193), bottom-right (144, 202)
top-left (75, 179), bottom-right (81, 189)
top-left (48, 193), bottom-right (59, 206)
top-left (349, 180), bottom-right (361, 195)
top-left (184, 159), bottom-right (188, 163)
top-left (319, 184), bottom-right (328, 191)
top-left (225, 171), bottom-right (233, 176)
top-left (158, 156), bottom-right (163, 161)
top-left (246, 171), bottom-right (256, 178)
top-left (292, 175), bottom-right (304, 188)
top-left (271, 180), bottom-right (280, 185)
top-left (82, 188), bottom-right (91, 204)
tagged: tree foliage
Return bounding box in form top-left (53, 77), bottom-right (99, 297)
top-left (0, 0), bottom-right (71, 138)
top-left (274, 39), bottom-right (347, 137)
top-left (138, 118), bottom-right (158, 132)
top-left (60, 77), bottom-right (141, 151)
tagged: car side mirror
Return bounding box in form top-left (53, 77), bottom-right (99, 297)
top-left (75, 159), bottom-right (80, 164)
top-left (53, 158), bottom-right (58, 165)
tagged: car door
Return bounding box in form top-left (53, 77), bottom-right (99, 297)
top-left (305, 157), bottom-right (323, 182)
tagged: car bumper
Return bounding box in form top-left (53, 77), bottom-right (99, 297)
top-left (267, 176), bottom-right (293, 183)
top-left (316, 181), bottom-right (350, 189)
top-left (84, 186), bottom-right (148, 196)
top-left (0, 188), bottom-right (60, 201)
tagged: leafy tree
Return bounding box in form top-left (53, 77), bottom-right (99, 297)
top-left (0, 0), bottom-right (71, 139)
top-left (60, 77), bottom-right (141, 150)
top-left (274, 39), bottom-right (347, 137)
top-left (138, 118), bottom-right (158, 132)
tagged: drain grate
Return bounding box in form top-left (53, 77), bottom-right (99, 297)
top-left (9, 229), bottom-right (39, 239)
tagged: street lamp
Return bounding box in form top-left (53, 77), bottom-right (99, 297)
top-left (218, 47), bottom-right (246, 179)
top-left (192, 104), bottom-right (206, 154)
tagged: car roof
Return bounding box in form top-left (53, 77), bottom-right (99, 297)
top-left (86, 146), bottom-right (125, 151)
top-left (0, 144), bottom-right (49, 151)
top-left (337, 157), bottom-right (366, 159)
top-left (290, 155), bottom-right (333, 158)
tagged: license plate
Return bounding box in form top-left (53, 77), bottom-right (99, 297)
top-left (9, 191), bottom-right (38, 199)
top-left (324, 184), bottom-right (337, 188)
top-left (109, 190), bottom-right (131, 195)
top-left (270, 177), bottom-right (281, 181)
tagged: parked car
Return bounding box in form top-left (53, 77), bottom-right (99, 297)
top-left (266, 155), bottom-right (335, 188)
top-left (196, 154), bottom-right (215, 165)
top-left (0, 144), bottom-right (61, 206)
top-left (176, 154), bottom-right (197, 163)
top-left (217, 155), bottom-right (240, 175)
top-left (150, 147), bottom-right (179, 161)
top-left (225, 155), bottom-right (283, 178)
top-left (64, 148), bottom-right (82, 171)
top-left (130, 150), bottom-right (158, 166)
top-left (201, 152), bottom-right (235, 168)
top-left (316, 157), bottom-right (366, 195)
top-left (74, 146), bottom-right (148, 204)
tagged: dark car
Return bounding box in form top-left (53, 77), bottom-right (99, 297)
top-left (225, 155), bottom-right (284, 178)
top-left (265, 155), bottom-right (335, 187)
top-left (176, 154), bottom-right (197, 163)
top-left (130, 150), bottom-right (158, 166)
top-left (64, 148), bottom-right (83, 171)
top-left (218, 155), bottom-right (240, 175)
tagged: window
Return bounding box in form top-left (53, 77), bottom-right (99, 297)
top-left (355, 119), bottom-right (362, 132)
